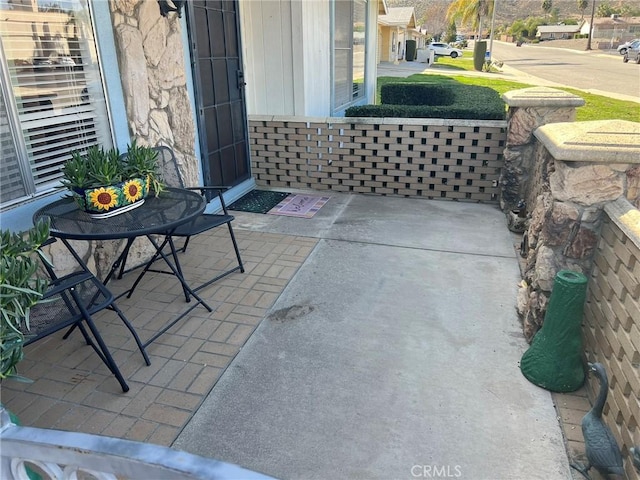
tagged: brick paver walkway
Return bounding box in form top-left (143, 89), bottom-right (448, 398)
top-left (2, 227), bottom-right (317, 446)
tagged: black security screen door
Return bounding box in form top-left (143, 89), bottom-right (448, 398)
top-left (186, 0), bottom-right (250, 189)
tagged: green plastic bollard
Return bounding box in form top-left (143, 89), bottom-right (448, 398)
top-left (473, 41), bottom-right (487, 71)
top-left (520, 269), bottom-right (588, 392)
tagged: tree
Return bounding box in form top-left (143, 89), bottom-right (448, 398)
top-left (586, 0), bottom-right (596, 50)
top-left (577, 0), bottom-right (589, 19)
top-left (444, 19), bottom-right (458, 43)
top-left (595, 1), bottom-right (640, 17)
top-left (525, 16), bottom-right (546, 38)
top-left (446, 0), bottom-right (493, 40)
top-left (597, 1), bottom-right (615, 17)
top-left (420, 2), bottom-right (450, 42)
top-left (542, 0), bottom-right (553, 17)
top-left (508, 19), bottom-right (527, 38)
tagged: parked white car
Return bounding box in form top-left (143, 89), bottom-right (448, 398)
top-left (617, 39), bottom-right (640, 55)
top-left (427, 42), bottom-right (464, 58)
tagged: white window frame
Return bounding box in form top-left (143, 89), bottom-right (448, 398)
top-left (331, 0), bottom-right (368, 115)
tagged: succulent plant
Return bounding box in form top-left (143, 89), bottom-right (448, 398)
top-left (62, 143), bottom-right (163, 196)
top-left (122, 140), bottom-right (164, 196)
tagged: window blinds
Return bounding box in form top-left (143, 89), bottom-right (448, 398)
top-left (0, 5), bottom-right (111, 206)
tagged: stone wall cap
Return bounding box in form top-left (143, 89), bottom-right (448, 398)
top-left (502, 87), bottom-right (585, 107)
top-left (605, 198), bottom-right (640, 250)
top-left (534, 119), bottom-right (640, 163)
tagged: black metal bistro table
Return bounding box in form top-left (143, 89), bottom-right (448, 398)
top-left (34, 188), bottom-right (213, 347)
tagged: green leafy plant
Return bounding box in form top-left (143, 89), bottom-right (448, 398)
top-left (122, 140), bottom-right (164, 196)
top-left (62, 143), bottom-right (164, 196)
top-left (61, 145), bottom-right (123, 190)
top-left (0, 219), bottom-right (51, 381)
top-left (86, 146), bottom-right (123, 186)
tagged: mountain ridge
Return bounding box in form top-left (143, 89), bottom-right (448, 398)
top-left (387, 0), bottom-right (640, 32)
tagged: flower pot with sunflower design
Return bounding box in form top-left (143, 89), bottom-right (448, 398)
top-left (73, 176), bottom-right (149, 219)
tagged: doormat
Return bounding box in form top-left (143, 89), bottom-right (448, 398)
top-left (228, 190), bottom-right (290, 214)
top-left (268, 194), bottom-right (330, 218)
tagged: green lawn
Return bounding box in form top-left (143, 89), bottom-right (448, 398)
top-left (378, 67), bottom-right (640, 123)
top-left (430, 55), bottom-right (475, 71)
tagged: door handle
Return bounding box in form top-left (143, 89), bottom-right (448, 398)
top-left (237, 70), bottom-right (246, 88)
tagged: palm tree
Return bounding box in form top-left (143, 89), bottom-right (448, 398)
top-left (446, 0), bottom-right (493, 40)
top-left (577, 0), bottom-right (589, 20)
top-left (542, 0), bottom-right (553, 18)
top-left (586, 0), bottom-right (596, 51)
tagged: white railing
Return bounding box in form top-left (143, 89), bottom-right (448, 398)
top-left (0, 408), bottom-right (273, 480)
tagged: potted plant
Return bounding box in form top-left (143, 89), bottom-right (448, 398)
top-left (0, 219), bottom-right (50, 382)
top-left (61, 142), bottom-right (163, 218)
top-left (123, 140), bottom-right (164, 196)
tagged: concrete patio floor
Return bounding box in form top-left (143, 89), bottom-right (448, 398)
top-left (3, 190), bottom-right (593, 479)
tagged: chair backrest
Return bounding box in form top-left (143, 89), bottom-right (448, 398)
top-left (152, 146), bottom-right (185, 189)
top-left (119, 145), bottom-right (185, 189)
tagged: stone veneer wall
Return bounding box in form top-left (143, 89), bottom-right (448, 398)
top-left (109, 0), bottom-right (197, 182)
top-left (517, 121), bottom-right (640, 340)
top-left (582, 199), bottom-right (640, 480)
top-left (500, 87), bottom-right (585, 214)
top-left (249, 116), bottom-right (506, 202)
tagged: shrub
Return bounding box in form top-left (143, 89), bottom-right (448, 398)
top-left (380, 83), bottom-right (453, 106)
top-left (346, 83), bottom-right (506, 120)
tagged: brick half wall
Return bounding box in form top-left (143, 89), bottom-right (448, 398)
top-left (583, 198), bottom-right (640, 480)
top-left (249, 116), bottom-right (507, 203)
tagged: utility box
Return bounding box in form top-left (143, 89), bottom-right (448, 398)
top-left (405, 40), bottom-right (417, 61)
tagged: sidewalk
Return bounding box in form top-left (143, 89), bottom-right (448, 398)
top-left (173, 191), bottom-right (574, 480)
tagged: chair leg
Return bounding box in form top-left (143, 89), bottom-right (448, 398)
top-left (68, 289), bottom-right (130, 392)
top-left (116, 238), bottom-right (136, 280)
top-left (111, 302), bottom-right (151, 366)
top-left (227, 222), bottom-right (245, 273)
top-left (75, 322), bottom-right (94, 345)
top-left (178, 236), bottom-right (191, 254)
top-left (82, 317), bottom-right (130, 392)
top-left (167, 235), bottom-right (191, 303)
top-left (192, 222), bottom-right (244, 293)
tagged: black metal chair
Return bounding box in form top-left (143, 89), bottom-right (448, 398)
top-left (24, 239), bottom-right (150, 392)
top-left (119, 146), bottom-right (244, 300)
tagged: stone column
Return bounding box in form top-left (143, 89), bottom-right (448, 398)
top-left (500, 87), bottom-right (585, 230)
top-left (518, 119), bottom-right (640, 340)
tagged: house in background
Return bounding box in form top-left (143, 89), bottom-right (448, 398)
top-left (0, 0), bottom-right (382, 232)
top-left (536, 24), bottom-right (582, 41)
top-left (378, 6), bottom-right (418, 63)
top-left (580, 15), bottom-right (640, 44)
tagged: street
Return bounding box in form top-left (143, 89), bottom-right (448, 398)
top-left (491, 41), bottom-right (640, 102)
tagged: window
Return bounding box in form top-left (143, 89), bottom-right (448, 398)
top-left (0, 0), bottom-right (112, 209)
top-left (332, 0), bottom-right (367, 114)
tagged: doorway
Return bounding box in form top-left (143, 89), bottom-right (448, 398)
top-left (185, 1), bottom-right (250, 190)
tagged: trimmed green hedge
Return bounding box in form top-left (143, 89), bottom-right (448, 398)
top-left (380, 84), bottom-right (453, 106)
top-left (346, 82), bottom-right (506, 120)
